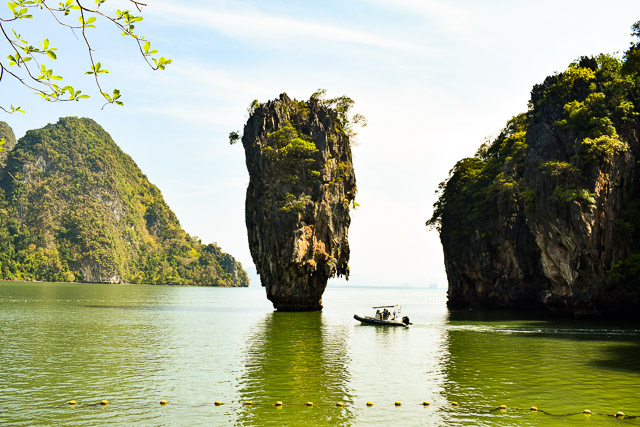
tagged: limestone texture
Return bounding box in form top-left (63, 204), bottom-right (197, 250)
top-left (242, 93), bottom-right (356, 311)
top-left (431, 56), bottom-right (640, 318)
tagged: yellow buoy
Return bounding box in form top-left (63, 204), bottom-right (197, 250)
top-left (336, 402), bottom-right (344, 407)
top-left (275, 401), bottom-right (283, 406)
top-left (245, 401), bottom-right (253, 406)
top-left (530, 406), bottom-right (538, 411)
top-left (452, 401), bottom-right (459, 406)
top-left (214, 401), bottom-right (223, 406)
top-left (615, 411), bottom-right (625, 418)
top-left (366, 402), bottom-right (374, 406)
top-left (499, 405), bottom-right (507, 410)
top-left (583, 409), bottom-right (592, 414)
top-left (395, 401), bottom-right (402, 406)
top-left (423, 401), bottom-right (430, 406)
top-left (68, 400), bottom-right (77, 405)
top-left (160, 400), bottom-right (167, 406)
top-left (306, 402), bottom-right (314, 406)
top-left (100, 400), bottom-right (108, 406)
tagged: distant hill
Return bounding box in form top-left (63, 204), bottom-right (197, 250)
top-left (0, 117), bottom-right (248, 286)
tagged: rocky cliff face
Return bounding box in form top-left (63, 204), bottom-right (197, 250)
top-left (429, 51), bottom-right (640, 318)
top-left (242, 93), bottom-right (357, 311)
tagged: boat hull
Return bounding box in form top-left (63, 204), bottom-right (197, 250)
top-left (353, 314), bottom-right (408, 327)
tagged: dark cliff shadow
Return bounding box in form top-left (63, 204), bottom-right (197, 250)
top-left (590, 342), bottom-right (640, 373)
top-left (448, 308), bottom-right (557, 323)
top-left (234, 311), bottom-right (353, 426)
top-left (448, 307), bottom-right (640, 377)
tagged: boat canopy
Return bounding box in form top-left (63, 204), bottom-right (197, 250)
top-left (371, 305), bottom-right (401, 320)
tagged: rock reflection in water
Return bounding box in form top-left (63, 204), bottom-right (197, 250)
top-left (236, 311), bottom-right (353, 426)
top-left (442, 310), bottom-right (640, 426)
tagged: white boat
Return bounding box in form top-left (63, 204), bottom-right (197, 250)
top-left (353, 305), bottom-right (411, 327)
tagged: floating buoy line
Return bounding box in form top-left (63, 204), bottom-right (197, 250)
top-left (59, 399), bottom-right (637, 418)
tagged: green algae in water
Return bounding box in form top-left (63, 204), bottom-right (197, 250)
top-left (0, 282), bottom-right (639, 426)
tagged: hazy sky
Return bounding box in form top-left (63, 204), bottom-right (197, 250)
top-left (3, 0), bottom-right (639, 288)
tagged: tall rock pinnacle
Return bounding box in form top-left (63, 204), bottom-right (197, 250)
top-left (241, 92), bottom-right (359, 311)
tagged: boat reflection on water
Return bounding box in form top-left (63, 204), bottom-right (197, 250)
top-left (235, 311), bottom-right (354, 426)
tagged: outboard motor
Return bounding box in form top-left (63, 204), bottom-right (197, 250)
top-left (402, 316), bottom-right (411, 325)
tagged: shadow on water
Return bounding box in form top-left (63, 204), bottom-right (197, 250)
top-left (235, 311), bottom-right (353, 426)
top-left (449, 308), bottom-right (640, 337)
top-left (441, 307), bottom-right (640, 422)
top-left (591, 342), bottom-right (640, 373)
top-left (448, 309), bottom-right (551, 322)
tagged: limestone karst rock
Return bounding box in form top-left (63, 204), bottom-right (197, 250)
top-left (429, 54), bottom-right (640, 318)
top-left (241, 93), bottom-right (357, 311)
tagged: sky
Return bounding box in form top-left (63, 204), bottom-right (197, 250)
top-left (2, 0), bottom-right (639, 288)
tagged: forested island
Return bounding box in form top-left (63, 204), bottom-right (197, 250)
top-left (428, 22), bottom-right (640, 318)
top-left (0, 117), bottom-right (248, 287)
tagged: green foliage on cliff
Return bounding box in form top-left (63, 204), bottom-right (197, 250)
top-left (281, 192), bottom-right (312, 213)
top-left (309, 89), bottom-right (367, 138)
top-left (264, 121), bottom-right (321, 213)
top-left (0, 117), bottom-right (248, 286)
top-left (428, 21), bottom-right (640, 266)
top-left (427, 112), bottom-right (529, 240)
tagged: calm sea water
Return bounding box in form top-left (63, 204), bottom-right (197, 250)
top-left (0, 281), bottom-right (639, 426)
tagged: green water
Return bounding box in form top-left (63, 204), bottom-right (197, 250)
top-left (0, 281), bottom-right (639, 426)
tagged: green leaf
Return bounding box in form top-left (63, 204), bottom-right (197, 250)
top-left (8, 2), bottom-right (17, 14)
top-left (46, 50), bottom-right (57, 60)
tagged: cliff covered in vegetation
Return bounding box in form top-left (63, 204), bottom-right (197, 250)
top-left (428, 23), bottom-right (640, 318)
top-left (240, 92), bottom-right (360, 311)
top-left (0, 117), bottom-right (248, 286)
